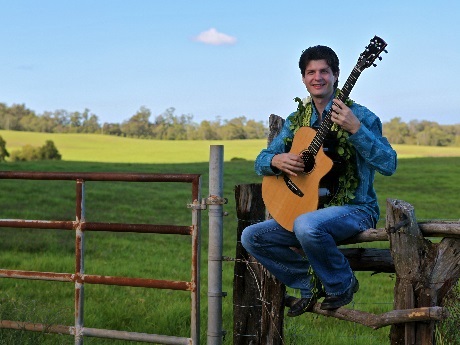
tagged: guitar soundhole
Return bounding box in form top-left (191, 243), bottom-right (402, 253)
top-left (300, 150), bottom-right (315, 174)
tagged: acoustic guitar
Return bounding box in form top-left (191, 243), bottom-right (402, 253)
top-left (262, 36), bottom-right (388, 231)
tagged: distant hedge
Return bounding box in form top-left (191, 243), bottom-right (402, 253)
top-left (10, 140), bottom-right (62, 162)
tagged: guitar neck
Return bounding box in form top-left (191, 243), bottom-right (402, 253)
top-left (308, 67), bottom-right (362, 155)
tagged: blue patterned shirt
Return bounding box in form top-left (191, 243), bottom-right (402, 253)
top-left (255, 97), bottom-right (397, 222)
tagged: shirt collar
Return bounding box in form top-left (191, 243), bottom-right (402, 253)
top-left (310, 91), bottom-right (336, 127)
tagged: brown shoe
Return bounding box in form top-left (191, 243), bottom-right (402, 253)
top-left (287, 296), bottom-right (317, 317)
top-left (320, 275), bottom-right (359, 310)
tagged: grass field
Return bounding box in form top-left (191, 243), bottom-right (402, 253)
top-left (0, 130), bottom-right (267, 163)
top-left (0, 130), bottom-right (459, 344)
top-left (2, 130), bottom-right (460, 163)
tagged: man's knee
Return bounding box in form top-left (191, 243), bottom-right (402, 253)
top-left (240, 226), bottom-right (255, 250)
top-left (293, 217), bottom-right (321, 242)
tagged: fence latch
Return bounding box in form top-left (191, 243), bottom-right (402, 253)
top-left (187, 199), bottom-right (208, 210)
top-left (205, 195), bottom-right (228, 205)
top-left (188, 195), bottom-right (228, 210)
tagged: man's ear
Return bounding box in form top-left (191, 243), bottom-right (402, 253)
top-left (334, 69), bottom-right (340, 85)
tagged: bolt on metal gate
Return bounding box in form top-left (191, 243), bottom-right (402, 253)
top-left (0, 171), bottom-right (202, 345)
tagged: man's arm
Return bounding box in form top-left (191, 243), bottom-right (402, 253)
top-left (346, 105), bottom-right (397, 176)
top-left (254, 116), bottom-right (304, 176)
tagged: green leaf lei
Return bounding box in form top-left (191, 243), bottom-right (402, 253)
top-left (284, 89), bottom-right (359, 206)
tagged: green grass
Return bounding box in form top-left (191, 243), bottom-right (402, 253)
top-left (0, 160), bottom-right (261, 344)
top-left (0, 131), bottom-right (459, 344)
top-left (0, 130), bottom-right (267, 163)
top-left (2, 130), bottom-right (460, 163)
top-left (392, 144), bottom-right (460, 158)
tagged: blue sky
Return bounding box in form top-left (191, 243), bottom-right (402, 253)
top-left (1, 1), bottom-right (459, 125)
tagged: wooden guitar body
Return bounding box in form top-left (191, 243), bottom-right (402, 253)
top-left (262, 127), bottom-right (334, 231)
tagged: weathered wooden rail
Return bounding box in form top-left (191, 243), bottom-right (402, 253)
top-left (233, 184), bottom-right (460, 344)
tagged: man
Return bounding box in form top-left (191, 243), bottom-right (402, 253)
top-left (241, 45), bottom-right (397, 317)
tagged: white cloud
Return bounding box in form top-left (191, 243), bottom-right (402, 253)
top-left (193, 28), bottom-right (237, 46)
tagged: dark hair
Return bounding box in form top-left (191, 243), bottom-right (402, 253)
top-left (299, 45), bottom-right (339, 87)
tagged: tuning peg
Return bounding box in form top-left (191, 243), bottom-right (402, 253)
top-left (373, 63), bottom-right (377, 67)
top-left (384, 49), bottom-right (388, 53)
top-left (378, 56), bottom-right (383, 61)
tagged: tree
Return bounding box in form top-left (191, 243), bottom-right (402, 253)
top-left (221, 116), bottom-right (248, 139)
top-left (40, 140), bottom-right (62, 160)
top-left (10, 144), bottom-right (40, 161)
top-left (0, 135), bottom-right (9, 162)
top-left (19, 113), bottom-right (43, 132)
top-left (51, 109), bottom-right (71, 133)
top-left (102, 122), bottom-right (122, 136)
top-left (37, 111), bottom-right (58, 132)
top-left (162, 111), bottom-right (194, 140)
top-left (81, 110), bottom-right (100, 133)
top-left (383, 117), bottom-right (410, 144)
top-left (152, 107), bottom-right (181, 139)
top-left (245, 119), bottom-right (267, 139)
top-left (69, 111), bottom-right (82, 130)
top-left (121, 106), bottom-right (152, 138)
top-left (0, 103), bottom-right (36, 131)
top-left (196, 120), bottom-right (221, 140)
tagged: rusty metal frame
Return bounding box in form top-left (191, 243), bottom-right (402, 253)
top-left (0, 171), bottom-right (202, 345)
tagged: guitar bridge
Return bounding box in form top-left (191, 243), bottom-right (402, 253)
top-left (283, 175), bottom-right (304, 197)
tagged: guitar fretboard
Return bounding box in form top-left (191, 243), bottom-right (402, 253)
top-left (308, 66), bottom-right (362, 156)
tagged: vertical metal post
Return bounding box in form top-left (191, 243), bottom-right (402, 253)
top-left (207, 145), bottom-right (224, 345)
top-left (191, 176), bottom-right (202, 345)
top-left (75, 180), bottom-right (85, 345)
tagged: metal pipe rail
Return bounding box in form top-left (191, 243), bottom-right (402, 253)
top-left (0, 170), bottom-right (202, 345)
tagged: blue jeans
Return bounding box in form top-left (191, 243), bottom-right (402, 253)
top-left (241, 206), bottom-right (375, 298)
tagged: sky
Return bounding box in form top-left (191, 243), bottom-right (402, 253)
top-left (1, 1), bottom-right (459, 126)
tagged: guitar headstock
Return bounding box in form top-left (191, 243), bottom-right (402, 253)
top-left (356, 36), bottom-right (387, 71)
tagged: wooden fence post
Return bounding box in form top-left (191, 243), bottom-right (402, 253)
top-left (387, 199), bottom-right (460, 344)
top-left (233, 183), bottom-right (285, 345)
top-left (233, 114), bottom-right (287, 344)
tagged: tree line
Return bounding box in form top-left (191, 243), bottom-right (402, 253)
top-left (383, 117), bottom-right (460, 146)
top-left (0, 103), bottom-right (266, 140)
top-left (1, 102), bottom-right (459, 146)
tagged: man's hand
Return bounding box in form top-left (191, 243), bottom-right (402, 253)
top-left (331, 99), bottom-right (361, 134)
top-left (271, 153), bottom-right (305, 176)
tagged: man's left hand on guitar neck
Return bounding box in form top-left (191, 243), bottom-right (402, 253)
top-left (331, 98), bottom-right (361, 134)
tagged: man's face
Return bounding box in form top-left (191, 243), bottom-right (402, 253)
top-left (302, 59), bottom-right (338, 100)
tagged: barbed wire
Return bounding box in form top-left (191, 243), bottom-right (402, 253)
top-left (232, 250), bottom-right (286, 344)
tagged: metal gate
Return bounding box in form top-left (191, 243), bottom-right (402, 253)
top-left (0, 171), bottom-right (202, 345)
